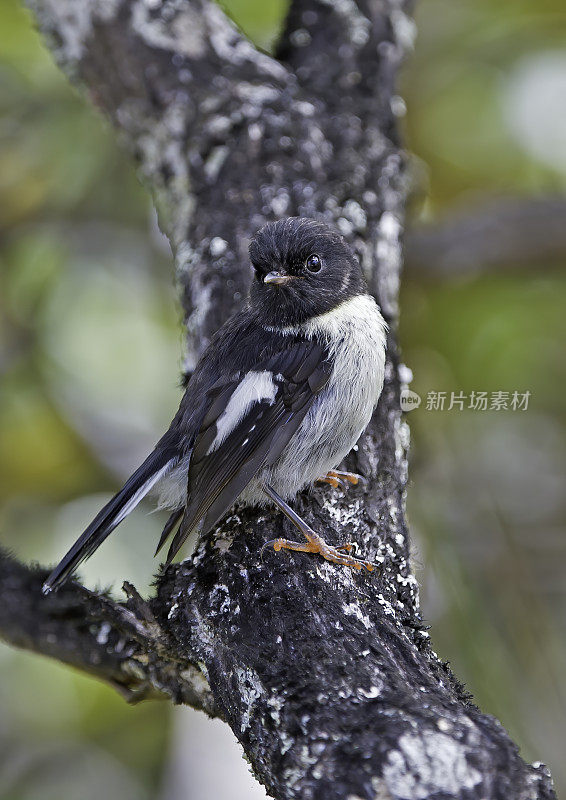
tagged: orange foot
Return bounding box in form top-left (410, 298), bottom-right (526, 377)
top-left (263, 528), bottom-right (375, 572)
top-left (261, 482), bottom-right (375, 573)
top-left (317, 470), bottom-right (362, 489)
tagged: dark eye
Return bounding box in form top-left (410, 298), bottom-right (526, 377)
top-left (305, 254), bottom-right (322, 273)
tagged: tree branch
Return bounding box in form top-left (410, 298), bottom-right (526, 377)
top-left (3, 0), bottom-right (556, 797)
top-left (0, 548), bottom-right (217, 713)
top-left (405, 196), bottom-right (566, 278)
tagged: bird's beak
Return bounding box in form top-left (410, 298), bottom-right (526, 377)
top-left (263, 271), bottom-right (299, 285)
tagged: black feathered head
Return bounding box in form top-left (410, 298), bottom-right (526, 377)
top-left (248, 218), bottom-right (366, 327)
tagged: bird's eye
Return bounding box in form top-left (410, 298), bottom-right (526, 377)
top-left (305, 254), bottom-right (322, 273)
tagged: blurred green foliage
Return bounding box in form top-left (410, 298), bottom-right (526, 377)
top-left (1, 0), bottom-right (565, 797)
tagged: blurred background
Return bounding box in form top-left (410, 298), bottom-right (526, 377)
top-left (1, 0), bottom-right (565, 797)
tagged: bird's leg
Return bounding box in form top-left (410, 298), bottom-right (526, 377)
top-left (316, 469), bottom-right (362, 489)
top-left (261, 484), bottom-right (374, 572)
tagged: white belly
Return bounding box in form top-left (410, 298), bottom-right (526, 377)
top-left (245, 294), bottom-right (387, 503)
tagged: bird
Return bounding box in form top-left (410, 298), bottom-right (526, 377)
top-left (43, 217), bottom-right (387, 593)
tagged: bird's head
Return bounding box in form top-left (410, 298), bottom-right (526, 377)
top-left (248, 217), bottom-right (367, 328)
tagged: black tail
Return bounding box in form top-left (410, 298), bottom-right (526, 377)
top-left (43, 448), bottom-right (177, 593)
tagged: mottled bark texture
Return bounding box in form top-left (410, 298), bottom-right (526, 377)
top-left (1, 1), bottom-right (556, 798)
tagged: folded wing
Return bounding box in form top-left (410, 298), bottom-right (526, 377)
top-left (164, 339), bottom-right (331, 563)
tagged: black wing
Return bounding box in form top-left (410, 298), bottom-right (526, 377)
top-left (164, 339), bottom-right (331, 563)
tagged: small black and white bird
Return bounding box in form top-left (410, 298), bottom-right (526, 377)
top-left (43, 217), bottom-right (387, 593)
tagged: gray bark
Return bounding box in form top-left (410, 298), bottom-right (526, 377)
top-left (0, 1), bottom-right (556, 798)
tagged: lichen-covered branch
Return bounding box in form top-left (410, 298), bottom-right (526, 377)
top-left (0, 548), bottom-right (217, 713)
top-left (3, 0), bottom-right (557, 798)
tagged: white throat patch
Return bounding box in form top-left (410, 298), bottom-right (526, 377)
top-left (265, 294), bottom-right (387, 350)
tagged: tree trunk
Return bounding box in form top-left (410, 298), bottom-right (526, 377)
top-left (0, 1), bottom-right (556, 798)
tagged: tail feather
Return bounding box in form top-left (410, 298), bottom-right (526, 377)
top-left (43, 450), bottom-right (177, 593)
top-left (154, 507), bottom-right (183, 557)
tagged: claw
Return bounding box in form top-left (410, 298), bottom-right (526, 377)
top-left (261, 484), bottom-right (376, 574)
top-left (317, 470), bottom-right (363, 488)
top-left (318, 476), bottom-right (340, 488)
top-left (335, 542), bottom-right (356, 554)
top-left (263, 536), bottom-right (374, 572)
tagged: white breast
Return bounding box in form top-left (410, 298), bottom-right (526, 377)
top-left (251, 293), bottom-right (387, 502)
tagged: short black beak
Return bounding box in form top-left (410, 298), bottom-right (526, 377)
top-left (263, 271), bottom-right (299, 285)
